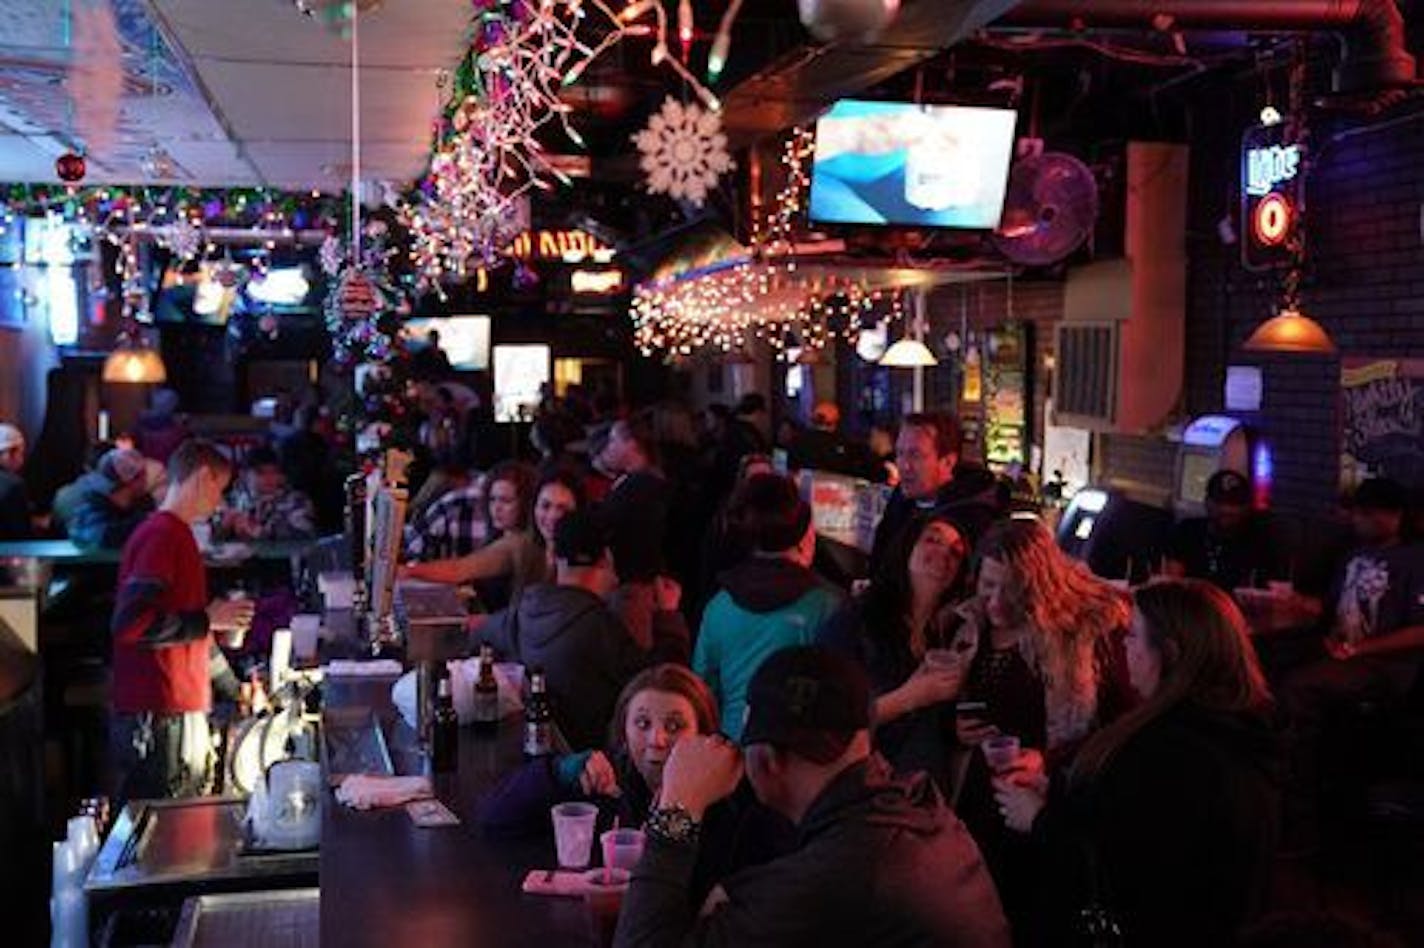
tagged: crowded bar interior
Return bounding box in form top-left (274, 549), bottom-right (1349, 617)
top-left (6, 0), bottom-right (1424, 945)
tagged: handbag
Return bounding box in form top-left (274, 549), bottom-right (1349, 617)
top-left (1075, 837), bottom-right (1125, 948)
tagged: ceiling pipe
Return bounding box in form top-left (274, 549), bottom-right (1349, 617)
top-left (999, 0), bottom-right (1418, 93)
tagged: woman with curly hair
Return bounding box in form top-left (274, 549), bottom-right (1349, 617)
top-left (946, 518), bottom-right (1135, 933)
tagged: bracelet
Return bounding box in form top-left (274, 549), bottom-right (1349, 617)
top-left (646, 804), bottom-right (701, 845)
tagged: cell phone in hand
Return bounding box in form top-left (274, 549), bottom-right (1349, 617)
top-left (953, 700), bottom-right (989, 716)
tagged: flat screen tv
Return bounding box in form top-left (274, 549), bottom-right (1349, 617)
top-left (808, 100), bottom-right (1018, 229)
top-left (402, 315), bottom-right (492, 371)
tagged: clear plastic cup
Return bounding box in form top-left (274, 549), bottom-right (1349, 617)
top-left (601, 828), bottom-right (645, 872)
top-left (983, 734), bottom-right (1022, 774)
top-left (290, 614), bottom-right (321, 662)
top-left (923, 648), bottom-right (959, 669)
top-left (551, 802), bottom-right (599, 869)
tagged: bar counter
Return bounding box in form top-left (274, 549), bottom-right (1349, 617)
top-left (320, 675), bottom-right (601, 947)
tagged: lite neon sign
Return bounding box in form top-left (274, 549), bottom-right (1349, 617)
top-left (1245, 144), bottom-right (1301, 197)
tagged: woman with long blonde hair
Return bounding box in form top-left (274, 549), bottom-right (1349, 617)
top-left (943, 517), bottom-right (1134, 934)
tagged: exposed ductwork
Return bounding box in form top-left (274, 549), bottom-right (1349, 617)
top-left (720, 0), bottom-right (1024, 145)
top-left (1000, 0), bottom-right (1418, 93)
top-left (719, 0), bottom-right (1417, 145)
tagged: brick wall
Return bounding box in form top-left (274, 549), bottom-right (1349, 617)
top-left (1167, 95), bottom-right (1424, 514)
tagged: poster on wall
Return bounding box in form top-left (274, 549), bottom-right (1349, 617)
top-left (984, 323), bottom-right (1029, 469)
top-left (1340, 358), bottom-right (1424, 490)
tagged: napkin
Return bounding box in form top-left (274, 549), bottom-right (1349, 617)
top-left (335, 774), bottom-right (433, 810)
top-left (323, 659), bottom-right (404, 678)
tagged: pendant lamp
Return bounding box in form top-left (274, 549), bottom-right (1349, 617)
top-left (1242, 306), bottom-right (1335, 355)
top-left (102, 342), bottom-right (168, 384)
top-left (880, 288), bottom-right (937, 368)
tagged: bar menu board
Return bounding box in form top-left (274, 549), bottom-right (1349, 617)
top-left (984, 322), bottom-right (1029, 468)
top-left (1341, 358), bottom-right (1424, 489)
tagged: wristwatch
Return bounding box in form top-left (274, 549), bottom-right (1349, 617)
top-left (646, 804), bottom-right (701, 845)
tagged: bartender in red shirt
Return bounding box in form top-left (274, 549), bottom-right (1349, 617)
top-left (109, 439), bottom-right (255, 802)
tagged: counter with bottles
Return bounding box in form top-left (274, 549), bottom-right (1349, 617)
top-left (318, 667), bottom-right (602, 947)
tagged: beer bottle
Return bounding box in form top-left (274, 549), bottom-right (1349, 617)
top-left (472, 644), bottom-right (499, 736)
top-left (431, 673), bottom-right (458, 773)
top-left (523, 668), bottom-right (554, 758)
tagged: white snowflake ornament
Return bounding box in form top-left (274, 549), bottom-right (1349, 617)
top-left (633, 97), bottom-right (734, 208)
top-left (166, 218), bottom-right (202, 261)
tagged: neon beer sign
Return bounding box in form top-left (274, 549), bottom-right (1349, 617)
top-left (1245, 144), bottom-right (1301, 197)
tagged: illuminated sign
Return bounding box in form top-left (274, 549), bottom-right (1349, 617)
top-left (570, 269), bottom-right (625, 295)
top-left (1245, 144), bottom-right (1300, 197)
top-left (505, 229), bottom-right (615, 263)
top-left (1240, 123), bottom-right (1302, 272)
top-left (1252, 193), bottom-right (1292, 247)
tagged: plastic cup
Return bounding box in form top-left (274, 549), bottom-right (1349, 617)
top-left (983, 734), bottom-right (1022, 774)
top-left (923, 648), bottom-right (958, 669)
top-left (551, 802), bottom-right (599, 869)
top-left (319, 573), bottom-right (355, 610)
top-left (290, 614), bottom-right (321, 662)
top-left (582, 867), bottom-right (630, 944)
top-left (601, 828), bottom-right (645, 873)
top-left (1268, 580), bottom-right (1293, 599)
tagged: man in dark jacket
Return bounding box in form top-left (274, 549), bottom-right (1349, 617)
top-left (616, 645), bottom-right (1009, 947)
top-left (61, 448), bottom-right (155, 549)
top-left (475, 509), bottom-right (688, 750)
top-left (870, 412), bottom-right (1004, 572)
top-left (787, 402), bottom-right (880, 480)
top-left (597, 412), bottom-right (672, 649)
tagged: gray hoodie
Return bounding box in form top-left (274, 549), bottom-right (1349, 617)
top-left (476, 583), bottom-right (688, 750)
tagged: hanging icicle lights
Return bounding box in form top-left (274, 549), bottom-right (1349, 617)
top-left (631, 128), bottom-right (901, 358)
top-left (401, 0), bottom-right (721, 291)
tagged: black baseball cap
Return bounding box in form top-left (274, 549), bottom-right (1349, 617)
top-left (741, 646), bottom-right (871, 764)
top-left (553, 509), bottom-right (609, 567)
top-left (1348, 477), bottom-right (1408, 513)
top-left (1206, 469), bottom-right (1252, 506)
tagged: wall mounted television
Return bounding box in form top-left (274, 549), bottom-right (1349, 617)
top-left (808, 99), bottom-right (1018, 230)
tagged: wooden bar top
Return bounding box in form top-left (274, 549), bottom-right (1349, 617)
top-left (319, 675), bottom-right (601, 947)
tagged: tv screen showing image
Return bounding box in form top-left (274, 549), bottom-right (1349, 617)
top-left (402, 315), bottom-right (492, 371)
top-left (493, 344), bottom-right (550, 423)
top-left (809, 100), bottom-right (1018, 229)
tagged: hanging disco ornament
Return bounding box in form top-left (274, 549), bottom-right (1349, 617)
top-left (797, 0), bottom-right (900, 43)
top-left (56, 151), bottom-right (87, 183)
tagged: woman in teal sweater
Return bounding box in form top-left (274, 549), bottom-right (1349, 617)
top-left (693, 474), bottom-right (843, 741)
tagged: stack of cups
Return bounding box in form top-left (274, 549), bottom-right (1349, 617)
top-left (51, 815), bottom-right (99, 948)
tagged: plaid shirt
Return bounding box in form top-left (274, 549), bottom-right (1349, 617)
top-left (223, 483), bottom-right (317, 541)
top-left (404, 482), bottom-right (488, 561)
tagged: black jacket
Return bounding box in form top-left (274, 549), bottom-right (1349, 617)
top-left (1032, 704), bottom-right (1280, 947)
top-left (0, 470), bottom-right (29, 540)
top-left (475, 583), bottom-right (689, 750)
top-left (870, 465), bottom-right (1004, 572)
top-left (615, 755), bottom-right (1010, 948)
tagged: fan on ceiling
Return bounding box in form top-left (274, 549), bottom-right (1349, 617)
top-left (992, 152), bottom-right (1099, 267)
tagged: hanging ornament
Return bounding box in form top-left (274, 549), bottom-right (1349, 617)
top-left (337, 270), bottom-right (379, 322)
top-left (797, 0), bottom-right (900, 43)
top-left (319, 234), bottom-right (346, 276)
top-left (56, 151), bottom-right (87, 183)
top-left (633, 97), bottom-right (734, 208)
top-left (165, 218), bottom-right (202, 261)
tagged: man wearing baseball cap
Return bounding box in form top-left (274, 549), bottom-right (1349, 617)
top-left (64, 447), bottom-right (155, 549)
top-left (473, 508), bottom-right (688, 749)
top-left (616, 646), bottom-right (1008, 947)
top-left (1164, 468), bottom-right (1280, 592)
top-left (0, 423), bottom-right (32, 540)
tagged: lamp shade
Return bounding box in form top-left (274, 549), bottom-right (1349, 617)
top-left (102, 346), bottom-right (168, 384)
top-left (879, 337), bottom-right (938, 368)
top-left (1242, 308), bottom-right (1336, 355)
